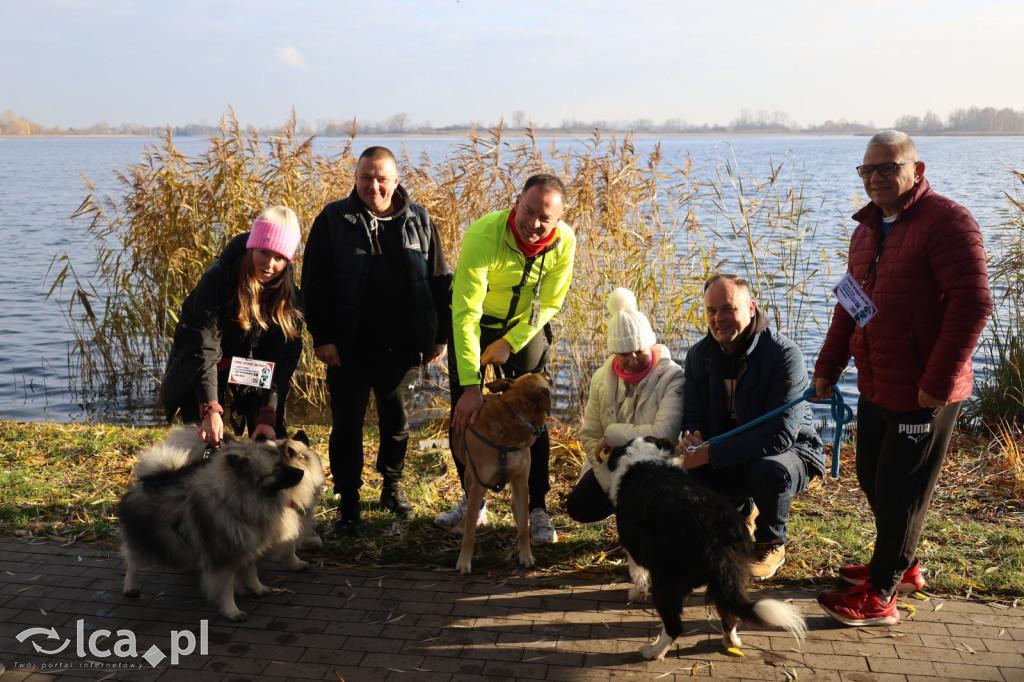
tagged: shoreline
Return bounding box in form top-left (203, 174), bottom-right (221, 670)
top-left (6, 130), bottom-right (1024, 141)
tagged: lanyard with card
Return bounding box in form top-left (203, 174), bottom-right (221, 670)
top-left (228, 357), bottom-right (275, 389)
top-left (833, 272), bottom-right (877, 327)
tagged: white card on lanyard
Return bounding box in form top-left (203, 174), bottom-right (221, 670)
top-left (833, 272), bottom-right (877, 327)
top-left (228, 357), bottom-right (275, 389)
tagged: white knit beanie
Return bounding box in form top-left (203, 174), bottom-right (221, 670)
top-left (605, 288), bottom-right (657, 354)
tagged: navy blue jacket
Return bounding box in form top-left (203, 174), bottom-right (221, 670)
top-left (682, 319), bottom-right (825, 475)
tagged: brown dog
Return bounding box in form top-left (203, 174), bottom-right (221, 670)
top-left (451, 372), bottom-right (551, 574)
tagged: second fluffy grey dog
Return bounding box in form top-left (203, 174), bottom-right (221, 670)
top-left (267, 432), bottom-right (325, 570)
top-left (119, 427), bottom-right (308, 621)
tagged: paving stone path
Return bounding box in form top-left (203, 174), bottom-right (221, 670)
top-left (1, 538), bottom-right (1021, 681)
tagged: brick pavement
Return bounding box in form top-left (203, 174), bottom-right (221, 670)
top-left (0, 538), bottom-right (1021, 681)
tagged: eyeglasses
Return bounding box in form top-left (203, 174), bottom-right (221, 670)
top-left (855, 161), bottom-right (917, 178)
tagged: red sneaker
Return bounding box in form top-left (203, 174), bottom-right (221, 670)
top-left (818, 584), bottom-right (900, 626)
top-left (839, 561), bottom-right (925, 593)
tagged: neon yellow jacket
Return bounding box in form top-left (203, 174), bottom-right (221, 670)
top-left (451, 209), bottom-right (576, 386)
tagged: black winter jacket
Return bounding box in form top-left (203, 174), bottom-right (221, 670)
top-left (160, 233), bottom-right (303, 419)
top-left (301, 185), bottom-right (451, 356)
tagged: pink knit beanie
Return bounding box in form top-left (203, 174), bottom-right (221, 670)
top-left (246, 205), bottom-right (301, 261)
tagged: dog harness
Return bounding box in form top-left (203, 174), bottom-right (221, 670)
top-left (465, 406), bottom-right (546, 492)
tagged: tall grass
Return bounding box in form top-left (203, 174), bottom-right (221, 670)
top-left (961, 170), bottom-right (1024, 486)
top-left (50, 111), bottom-right (830, 423)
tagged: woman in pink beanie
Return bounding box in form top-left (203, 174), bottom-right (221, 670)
top-left (159, 205), bottom-right (305, 446)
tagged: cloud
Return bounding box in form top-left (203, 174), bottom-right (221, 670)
top-left (274, 46), bottom-right (308, 71)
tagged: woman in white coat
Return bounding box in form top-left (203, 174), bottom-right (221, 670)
top-left (566, 288), bottom-right (685, 522)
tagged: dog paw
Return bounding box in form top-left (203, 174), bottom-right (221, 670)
top-left (640, 643), bottom-right (667, 661)
top-left (222, 609), bottom-right (248, 622)
top-left (627, 585), bottom-right (649, 602)
top-left (455, 557), bottom-right (473, 574)
top-left (723, 629), bottom-right (742, 649)
top-left (284, 556), bottom-right (310, 571)
top-left (519, 551), bottom-right (536, 569)
top-left (641, 629), bottom-right (673, 660)
top-left (123, 588), bottom-right (140, 598)
top-left (301, 535), bottom-right (323, 551)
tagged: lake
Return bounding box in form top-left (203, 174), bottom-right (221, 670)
top-left (1, 133), bottom-right (1022, 425)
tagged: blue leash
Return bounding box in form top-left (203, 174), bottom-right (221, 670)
top-left (702, 386), bottom-right (853, 478)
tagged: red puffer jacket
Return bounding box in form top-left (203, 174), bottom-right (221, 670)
top-left (815, 178), bottom-right (992, 412)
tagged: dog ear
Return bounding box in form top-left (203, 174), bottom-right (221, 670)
top-left (485, 378), bottom-right (514, 394)
top-left (290, 430), bottom-right (310, 446)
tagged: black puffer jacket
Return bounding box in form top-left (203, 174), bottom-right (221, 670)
top-left (159, 233), bottom-right (303, 419)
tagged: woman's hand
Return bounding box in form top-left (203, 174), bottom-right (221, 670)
top-left (199, 412), bottom-right (224, 447)
top-left (252, 423), bottom-right (276, 440)
top-left (594, 436), bottom-right (611, 463)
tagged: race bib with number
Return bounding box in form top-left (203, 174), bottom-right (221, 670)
top-left (833, 273), bottom-right (877, 327)
top-left (228, 357), bottom-right (275, 389)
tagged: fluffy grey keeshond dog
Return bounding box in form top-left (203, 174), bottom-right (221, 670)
top-left (118, 427), bottom-right (323, 621)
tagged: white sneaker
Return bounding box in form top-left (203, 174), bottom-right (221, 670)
top-left (529, 508), bottom-right (557, 546)
top-left (434, 494), bottom-right (487, 530)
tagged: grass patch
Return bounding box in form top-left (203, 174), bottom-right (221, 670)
top-left (2, 419), bottom-right (1021, 602)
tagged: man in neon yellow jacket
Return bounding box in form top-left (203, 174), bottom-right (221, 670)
top-left (435, 173), bottom-right (577, 545)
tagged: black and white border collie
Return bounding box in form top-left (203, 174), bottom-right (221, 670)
top-left (606, 436), bottom-right (806, 660)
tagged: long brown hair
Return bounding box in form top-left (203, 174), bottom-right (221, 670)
top-left (236, 250), bottom-right (303, 341)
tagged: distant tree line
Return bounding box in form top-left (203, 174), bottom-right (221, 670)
top-left (4, 105), bottom-right (1024, 138)
top-left (894, 107), bottom-right (1024, 134)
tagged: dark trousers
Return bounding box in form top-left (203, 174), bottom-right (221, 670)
top-left (856, 396), bottom-right (960, 596)
top-left (565, 469), bottom-right (614, 523)
top-left (689, 448), bottom-right (810, 545)
top-left (448, 325), bottom-right (551, 511)
top-left (326, 351), bottom-right (421, 498)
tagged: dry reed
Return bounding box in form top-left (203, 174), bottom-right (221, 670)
top-left (50, 111), bottom-right (831, 424)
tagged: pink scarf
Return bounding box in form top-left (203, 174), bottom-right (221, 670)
top-left (612, 346), bottom-right (658, 384)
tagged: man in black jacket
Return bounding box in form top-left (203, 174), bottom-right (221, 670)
top-left (302, 146), bottom-right (452, 533)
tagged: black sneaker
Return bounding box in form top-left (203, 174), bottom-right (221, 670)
top-left (380, 486), bottom-right (414, 520)
top-left (335, 497), bottom-right (363, 535)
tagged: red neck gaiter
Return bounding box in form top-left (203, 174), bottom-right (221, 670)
top-left (507, 208), bottom-right (559, 258)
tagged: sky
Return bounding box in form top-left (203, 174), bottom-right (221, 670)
top-left (3, 0), bottom-right (1024, 131)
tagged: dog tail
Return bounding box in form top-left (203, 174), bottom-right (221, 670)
top-left (134, 443), bottom-right (195, 479)
top-left (750, 599), bottom-right (806, 646)
top-left (706, 546), bottom-right (806, 646)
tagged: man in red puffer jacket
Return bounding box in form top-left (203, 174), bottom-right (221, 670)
top-left (813, 130), bottom-right (992, 627)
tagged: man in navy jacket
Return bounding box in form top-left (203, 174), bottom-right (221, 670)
top-left (679, 274), bottom-right (824, 580)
